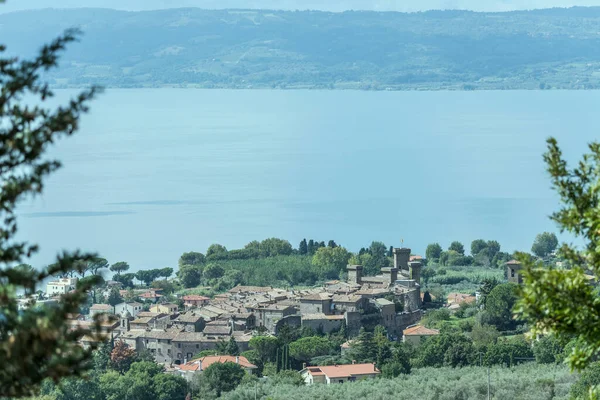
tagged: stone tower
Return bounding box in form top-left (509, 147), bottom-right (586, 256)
top-left (393, 248), bottom-right (411, 271)
top-left (409, 261), bottom-right (422, 285)
top-left (347, 265), bottom-right (363, 285)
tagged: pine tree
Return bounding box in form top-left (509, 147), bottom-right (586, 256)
top-left (308, 240), bottom-right (315, 255)
top-left (225, 337), bottom-right (240, 356)
top-left (351, 328), bottom-right (377, 363)
top-left (0, 28), bottom-right (107, 397)
top-left (299, 239), bottom-right (308, 255)
top-left (328, 240), bottom-right (337, 248)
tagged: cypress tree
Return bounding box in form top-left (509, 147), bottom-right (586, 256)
top-left (299, 239), bottom-right (308, 255)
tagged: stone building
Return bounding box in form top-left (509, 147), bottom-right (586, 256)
top-left (301, 313), bottom-right (344, 333)
top-left (299, 293), bottom-right (333, 315)
top-left (114, 302), bottom-right (143, 318)
top-left (248, 303), bottom-right (296, 332)
top-left (507, 260), bottom-right (523, 284)
top-left (172, 312), bottom-right (205, 332)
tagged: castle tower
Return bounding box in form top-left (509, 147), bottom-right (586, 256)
top-left (393, 248), bottom-right (411, 271)
top-left (347, 265), bottom-right (363, 285)
top-left (409, 261), bottom-right (422, 285)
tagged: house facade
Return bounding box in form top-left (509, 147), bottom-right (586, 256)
top-left (46, 277), bottom-right (78, 296)
top-left (402, 325), bottom-right (440, 346)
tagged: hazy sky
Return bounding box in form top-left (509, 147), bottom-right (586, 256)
top-left (2, 0), bottom-right (600, 13)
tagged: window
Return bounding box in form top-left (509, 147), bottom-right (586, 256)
top-left (187, 353), bottom-right (193, 359)
top-left (196, 344), bottom-right (199, 349)
top-left (511, 269), bottom-right (515, 278)
top-left (317, 307), bottom-right (320, 312)
top-left (167, 340), bottom-right (171, 344)
top-left (178, 353), bottom-right (182, 359)
top-left (167, 349), bottom-right (171, 355)
top-left (338, 380), bottom-right (344, 384)
top-left (145, 340), bottom-right (148, 344)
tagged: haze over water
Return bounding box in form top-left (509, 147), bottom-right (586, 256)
top-left (17, 89), bottom-right (599, 270)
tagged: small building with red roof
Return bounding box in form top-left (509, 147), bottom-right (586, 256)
top-left (182, 295), bottom-right (210, 309)
top-left (300, 362), bottom-right (380, 385)
top-left (402, 324), bottom-right (440, 346)
top-left (174, 355), bottom-right (257, 381)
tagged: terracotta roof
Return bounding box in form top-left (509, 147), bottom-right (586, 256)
top-left (305, 363), bottom-right (380, 379)
top-left (506, 260), bottom-right (522, 265)
top-left (403, 325), bottom-right (440, 336)
top-left (183, 295), bottom-right (210, 301)
top-left (228, 285), bottom-right (272, 294)
top-left (140, 292), bottom-right (163, 298)
top-left (410, 255), bottom-right (423, 261)
top-left (340, 340), bottom-right (355, 349)
top-left (90, 304), bottom-right (113, 310)
top-left (181, 356), bottom-right (257, 371)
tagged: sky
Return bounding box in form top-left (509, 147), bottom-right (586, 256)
top-left (2, 0), bottom-right (600, 13)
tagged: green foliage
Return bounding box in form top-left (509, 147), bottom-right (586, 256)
top-left (107, 288), bottom-right (123, 307)
top-left (0, 26), bottom-right (107, 397)
top-left (223, 364), bottom-right (575, 400)
top-left (571, 362), bottom-right (600, 399)
top-left (311, 246), bottom-right (352, 279)
top-left (152, 374), bottom-right (187, 400)
top-left (533, 335), bottom-right (565, 365)
top-left (289, 336), bottom-right (332, 363)
top-left (177, 265), bottom-right (202, 288)
top-left (135, 270), bottom-right (162, 286)
top-left (256, 238), bottom-right (293, 257)
top-left (298, 239), bottom-right (308, 255)
top-left (422, 308), bottom-right (451, 329)
top-left (197, 362), bottom-right (245, 397)
top-left (449, 241), bottom-right (465, 255)
top-left (531, 232), bottom-right (559, 258)
top-left (425, 243), bottom-right (443, 262)
top-left (268, 370), bottom-right (305, 386)
top-left (470, 323), bottom-right (500, 349)
top-left (225, 337), bottom-right (240, 356)
top-left (206, 244), bottom-right (229, 261)
top-left (112, 273), bottom-right (135, 289)
top-left (484, 337), bottom-right (533, 367)
top-left (412, 333), bottom-right (475, 368)
top-left (484, 283), bottom-right (519, 331)
top-left (471, 240), bottom-right (488, 257)
top-left (349, 328), bottom-right (377, 363)
top-left (249, 336), bottom-right (279, 364)
top-left (203, 263), bottom-right (225, 282)
top-left (178, 252), bottom-right (206, 267)
top-left (110, 262), bottom-right (130, 276)
top-left (421, 268), bottom-right (436, 287)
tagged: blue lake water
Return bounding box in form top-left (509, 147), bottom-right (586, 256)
top-left (17, 89), bottom-right (600, 270)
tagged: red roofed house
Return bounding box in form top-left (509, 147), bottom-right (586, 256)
top-left (139, 290), bottom-right (163, 303)
top-left (402, 325), bottom-right (440, 346)
top-left (300, 362), bottom-right (380, 385)
top-left (447, 293), bottom-right (477, 306)
top-left (183, 295), bottom-right (210, 310)
top-left (175, 356), bottom-right (257, 381)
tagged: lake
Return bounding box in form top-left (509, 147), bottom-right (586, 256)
top-left (16, 89), bottom-right (600, 270)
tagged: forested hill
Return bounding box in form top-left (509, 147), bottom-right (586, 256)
top-left (4, 7), bottom-right (600, 89)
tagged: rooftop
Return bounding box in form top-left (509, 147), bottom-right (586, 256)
top-left (180, 356), bottom-right (257, 371)
top-left (183, 295), bottom-right (210, 301)
top-left (304, 363), bottom-right (380, 379)
top-left (403, 325), bottom-right (440, 336)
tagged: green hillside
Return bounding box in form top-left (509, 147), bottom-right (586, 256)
top-left (3, 7), bottom-right (600, 89)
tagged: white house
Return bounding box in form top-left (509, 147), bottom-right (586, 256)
top-left (46, 277), bottom-right (78, 296)
top-left (114, 302), bottom-right (143, 318)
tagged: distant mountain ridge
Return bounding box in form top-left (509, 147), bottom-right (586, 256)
top-left (3, 7), bottom-right (600, 90)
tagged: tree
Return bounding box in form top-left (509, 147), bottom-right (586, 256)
top-left (471, 239), bottom-right (488, 256)
top-left (413, 333), bottom-right (475, 368)
top-left (350, 328), bottom-right (377, 363)
top-left (177, 265), bottom-right (202, 288)
top-left (135, 270), bottom-right (155, 286)
top-left (327, 240), bottom-right (337, 248)
top-left (52, 377), bottom-right (104, 400)
top-left (206, 244), bottom-right (228, 260)
top-left (110, 340), bottom-right (137, 373)
top-left (307, 239), bottom-right (316, 255)
top-left (197, 362), bottom-right (245, 397)
top-left (107, 288), bottom-right (123, 307)
top-left (470, 323), bottom-right (500, 349)
top-left (533, 335), bottom-right (564, 364)
top-left (259, 238), bottom-right (293, 257)
top-left (298, 239), bottom-right (308, 255)
top-left (448, 241), bottom-right (465, 255)
top-left (159, 267), bottom-right (173, 280)
top-left (113, 273), bottom-right (135, 289)
top-left (484, 337), bottom-right (533, 367)
top-left (425, 243), bottom-right (443, 262)
top-left (78, 275), bottom-right (105, 303)
top-left (178, 252), bottom-right (205, 267)
top-left (531, 232), bottom-right (559, 258)
top-left (203, 263), bottom-right (224, 281)
top-left (421, 267), bottom-right (436, 287)
top-left (422, 291), bottom-right (432, 303)
top-left (153, 373), bottom-right (187, 400)
top-left (0, 28), bottom-right (109, 398)
top-left (486, 240), bottom-right (501, 258)
top-left (225, 337), bottom-right (240, 356)
top-left (311, 246), bottom-right (352, 279)
top-left (93, 341), bottom-right (113, 372)
top-left (483, 283), bottom-right (519, 331)
top-left (88, 258), bottom-right (109, 276)
top-left (110, 262), bottom-right (130, 276)
top-left (570, 362), bottom-right (600, 399)
top-left (362, 241), bottom-right (390, 276)
top-left (289, 336), bottom-right (332, 363)
top-left (249, 336), bottom-right (279, 364)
